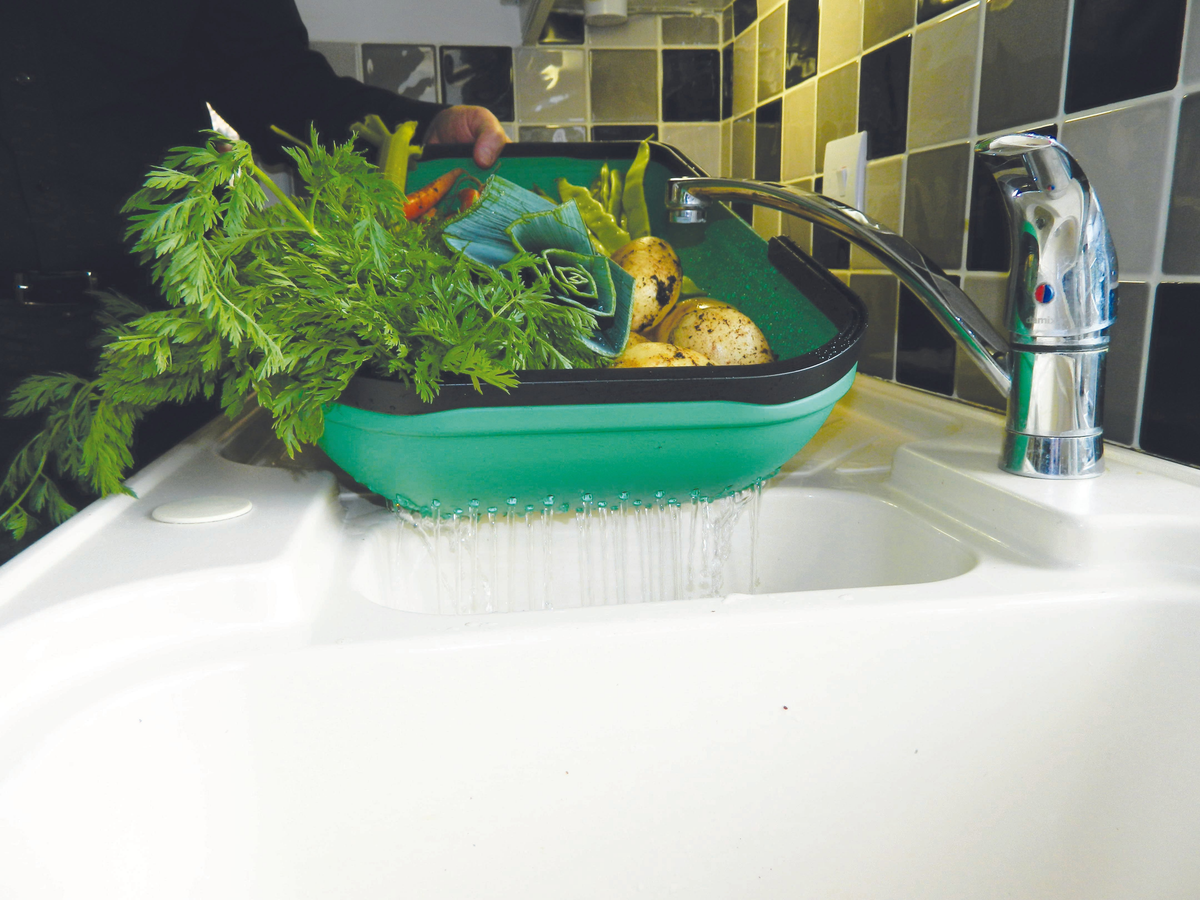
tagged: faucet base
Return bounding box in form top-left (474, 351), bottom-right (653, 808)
top-left (1000, 433), bottom-right (1104, 479)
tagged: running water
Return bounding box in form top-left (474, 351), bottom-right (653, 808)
top-left (363, 486), bottom-right (766, 614)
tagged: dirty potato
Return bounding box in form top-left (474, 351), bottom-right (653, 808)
top-left (668, 306), bottom-right (773, 365)
top-left (612, 237), bottom-right (683, 332)
top-left (614, 341), bottom-right (713, 367)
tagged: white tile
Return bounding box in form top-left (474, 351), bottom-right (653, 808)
top-left (733, 25), bottom-right (758, 117)
top-left (515, 48), bottom-right (586, 123)
top-left (587, 14), bottom-right (659, 47)
top-left (660, 124), bottom-right (722, 175)
top-left (907, 2), bottom-right (980, 149)
top-left (781, 81), bottom-right (817, 180)
top-left (818, 0), bottom-right (864, 73)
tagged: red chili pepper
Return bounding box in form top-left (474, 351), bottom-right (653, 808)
top-left (404, 167), bottom-right (466, 220)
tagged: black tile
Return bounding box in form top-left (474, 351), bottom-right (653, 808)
top-left (538, 12), bottom-right (585, 44)
top-left (785, 0), bottom-right (820, 89)
top-left (1140, 282), bottom-right (1200, 466)
top-left (896, 282), bottom-right (956, 395)
top-left (811, 176), bottom-right (850, 268)
top-left (440, 46), bottom-right (514, 121)
top-left (590, 125), bottom-right (658, 141)
top-left (917, 0), bottom-right (971, 25)
top-left (722, 43), bottom-right (734, 120)
top-left (904, 143), bottom-right (971, 271)
top-left (858, 37), bottom-right (910, 160)
top-left (978, 0), bottom-right (1068, 134)
top-left (732, 0), bottom-right (757, 36)
top-left (849, 274), bottom-right (899, 379)
top-left (1064, 0), bottom-right (1188, 113)
top-left (755, 99), bottom-right (782, 182)
top-left (663, 49), bottom-right (721, 122)
top-left (1162, 93), bottom-right (1200, 275)
top-left (967, 124), bottom-right (1057, 272)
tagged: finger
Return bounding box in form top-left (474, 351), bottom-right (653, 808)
top-left (473, 124), bottom-right (508, 168)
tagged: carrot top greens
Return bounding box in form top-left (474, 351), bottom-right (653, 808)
top-left (0, 130), bottom-right (604, 539)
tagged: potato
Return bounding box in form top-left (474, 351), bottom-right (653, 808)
top-left (614, 341), bottom-right (713, 368)
top-left (667, 306), bottom-right (773, 366)
top-left (623, 331), bottom-right (649, 350)
top-left (646, 296), bottom-right (731, 344)
top-left (612, 237), bottom-right (683, 332)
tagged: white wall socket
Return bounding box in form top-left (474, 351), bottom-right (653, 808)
top-left (822, 131), bottom-right (869, 211)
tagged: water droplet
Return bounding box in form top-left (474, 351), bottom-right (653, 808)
top-left (487, 506), bottom-right (498, 515)
top-left (507, 497), bottom-right (518, 507)
top-left (469, 499), bottom-right (480, 509)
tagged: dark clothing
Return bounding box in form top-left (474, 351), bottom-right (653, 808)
top-left (0, 0), bottom-right (447, 558)
top-left (0, 0), bottom-right (444, 282)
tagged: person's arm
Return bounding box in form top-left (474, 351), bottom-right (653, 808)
top-left (194, 0), bottom-right (505, 166)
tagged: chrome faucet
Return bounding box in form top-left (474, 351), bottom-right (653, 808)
top-left (665, 133), bottom-right (1118, 479)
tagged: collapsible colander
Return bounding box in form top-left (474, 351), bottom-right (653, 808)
top-left (318, 143), bottom-right (866, 514)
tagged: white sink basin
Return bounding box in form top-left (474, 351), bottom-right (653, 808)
top-left (1, 376), bottom-right (1198, 899)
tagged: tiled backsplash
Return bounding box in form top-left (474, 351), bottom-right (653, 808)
top-left (314, 0), bottom-right (1200, 469)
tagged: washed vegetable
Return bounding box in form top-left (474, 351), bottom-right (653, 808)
top-left (0, 131), bottom-right (606, 539)
top-left (555, 178), bottom-right (630, 254)
top-left (668, 305), bottom-right (774, 366)
top-left (404, 167), bottom-right (467, 220)
top-left (612, 236), bottom-right (683, 332)
top-left (350, 115), bottom-right (422, 192)
top-left (614, 341), bottom-right (712, 368)
top-left (620, 139), bottom-right (652, 240)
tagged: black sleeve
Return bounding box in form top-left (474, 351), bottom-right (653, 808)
top-left (192, 0), bottom-right (448, 162)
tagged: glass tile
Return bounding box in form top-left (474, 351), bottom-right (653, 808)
top-left (312, 41), bottom-right (359, 81)
top-left (848, 273), bottom-right (899, 379)
top-left (897, 282), bottom-right (957, 395)
top-left (785, 0), bottom-right (820, 88)
top-left (722, 120), bottom-right (733, 176)
top-left (590, 50), bottom-right (657, 122)
top-left (733, 0), bottom-right (757, 36)
top-left (732, 114), bottom-right (755, 179)
top-left (587, 15), bottom-right (658, 47)
top-left (815, 62), bottom-right (858, 171)
top-left (518, 125), bottom-right (587, 142)
top-left (755, 98), bottom-right (783, 181)
top-left (663, 50), bottom-right (721, 121)
top-left (917, 0), bottom-right (972, 25)
top-left (812, 176), bottom-right (851, 268)
top-left (722, 43), bottom-right (734, 119)
top-left (1061, 99), bottom-right (1172, 276)
top-left (1140, 282), bottom-right (1200, 466)
top-left (660, 124), bottom-right (721, 174)
top-left (441, 46), bottom-right (514, 120)
top-left (850, 156), bottom-right (903, 268)
top-left (515, 48), bottom-right (586, 124)
top-left (954, 273), bottom-right (1007, 409)
top-left (363, 44), bottom-right (437, 103)
top-left (591, 125), bottom-right (658, 142)
top-left (1162, 93), bottom-right (1200, 275)
top-left (733, 26), bottom-right (758, 117)
top-left (908, 2), bottom-right (979, 150)
top-left (1065, 0), bottom-right (1188, 113)
top-left (904, 143), bottom-right (971, 270)
top-left (818, 0), bottom-right (862, 73)
top-left (753, 207), bottom-right (783, 241)
top-left (966, 124), bottom-right (1056, 272)
top-left (1186, 2), bottom-right (1200, 87)
top-left (538, 12), bottom-right (585, 44)
top-left (723, 5), bottom-right (735, 43)
top-left (663, 15), bottom-right (720, 45)
top-left (1103, 282), bottom-right (1150, 446)
top-left (858, 36), bottom-right (910, 160)
top-left (864, 0), bottom-right (915, 50)
top-left (977, 0), bottom-right (1068, 135)
top-left (781, 177), bottom-right (814, 253)
top-left (781, 80), bottom-right (817, 180)
top-left (757, 6), bottom-right (786, 101)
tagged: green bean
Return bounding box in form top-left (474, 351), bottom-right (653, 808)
top-left (621, 140), bottom-right (652, 240)
top-left (556, 178), bottom-right (631, 254)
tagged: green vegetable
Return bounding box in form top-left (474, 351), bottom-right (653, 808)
top-left (607, 168), bottom-right (624, 223)
top-left (350, 115), bottom-right (422, 192)
top-left (556, 178), bottom-right (630, 254)
top-left (621, 139), bottom-right (652, 240)
top-left (0, 131), bottom-right (603, 539)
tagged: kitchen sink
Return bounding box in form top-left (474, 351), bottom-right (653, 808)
top-left (1, 376), bottom-right (1198, 898)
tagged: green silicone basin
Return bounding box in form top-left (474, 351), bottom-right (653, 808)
top-left (319, 367), bottom-right (855, 514)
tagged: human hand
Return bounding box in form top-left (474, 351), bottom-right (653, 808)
top-left (425, 105), bottom-right (509, 169)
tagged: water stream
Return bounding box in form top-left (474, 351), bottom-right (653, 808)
top-left (356, 485), bottom-right (765, 614)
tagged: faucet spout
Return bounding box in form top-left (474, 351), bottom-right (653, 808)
top-left (665, 177), bottom-right (1013, 396)
top-left (665, 133), bottom-right (1117, 478)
